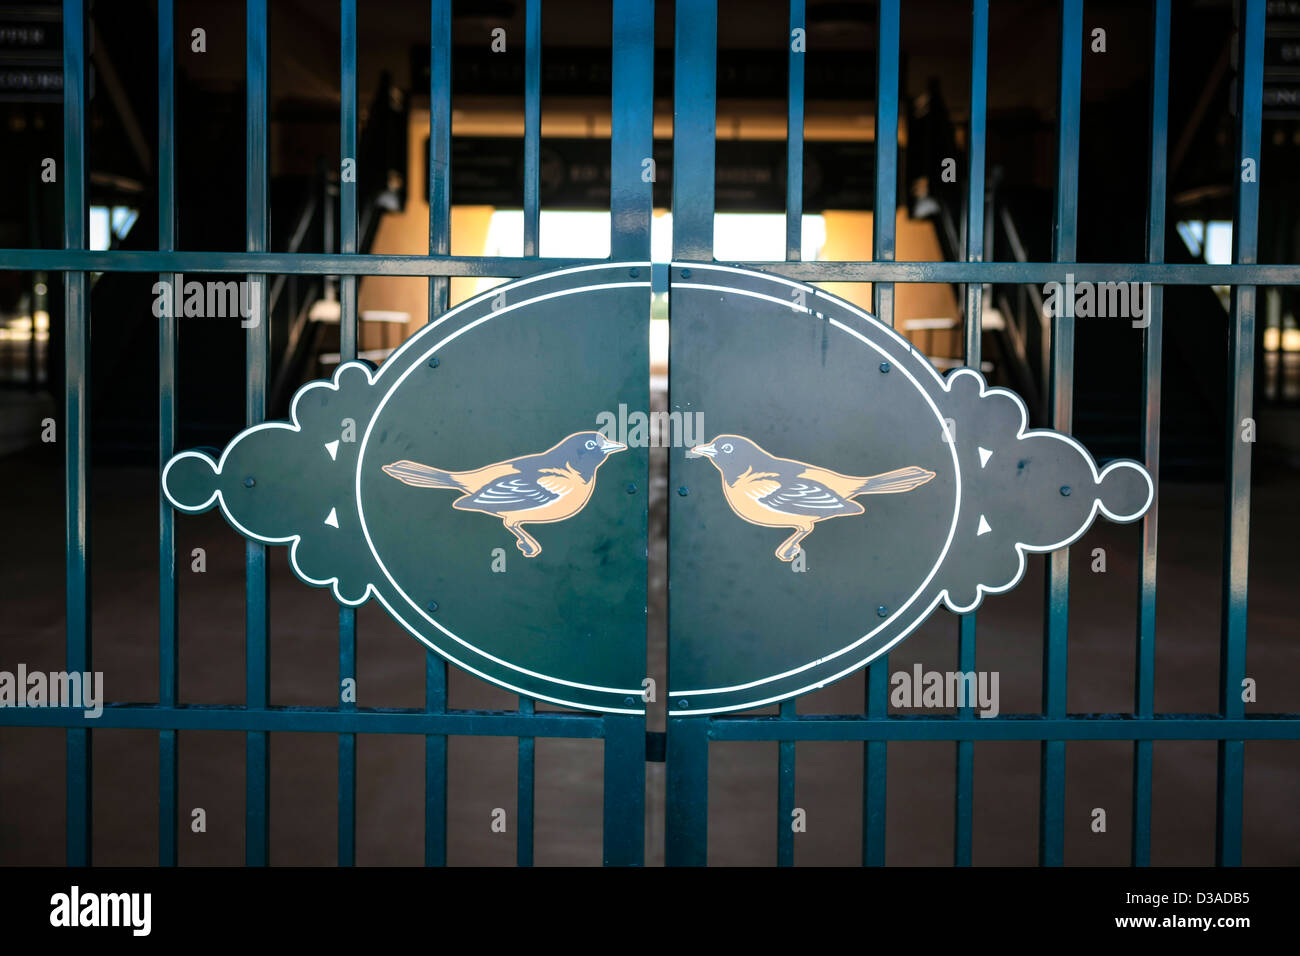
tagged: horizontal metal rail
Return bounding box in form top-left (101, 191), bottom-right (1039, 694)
top-left (3, 250), bottom-right (1300, 285)
top-left (706, 715), bottom-right (1300, 742)
top-left (2, 704), bottom-right (608, 736)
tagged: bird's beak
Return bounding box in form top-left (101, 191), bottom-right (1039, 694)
top-left (686, 442), bottom-right (716, 459)
top-left (600, 437), bottom-right (626, 454)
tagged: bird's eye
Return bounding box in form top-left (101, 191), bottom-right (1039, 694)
top-left (721, 443), bottom-right (734, 454)
top-left (585, 439), bottom-right (597, 450)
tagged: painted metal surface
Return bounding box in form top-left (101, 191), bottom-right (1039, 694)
top-left (666, 263), bottom-right (1152, 716)
top-left (61, 0), bottom-right (90, 869)
top-left (245, 0), bottom-right (271, 868)
top-left (156, 0), bottom-right (178, 869)
top-left (955, 0), bottom-right (989, 870)
top-left (2, 0), bottom-right (1294, 870)
top-left (7, 248), bottom-right (1300, 285)
top-left (1040, 0), bottom-right (1084, 869)
top-left (162, 265), bottom-right (651, 714)
top-left (1133, 0), bottom-right (1171, 870)
top-left (1218, 0), bottom-right (1265, 868)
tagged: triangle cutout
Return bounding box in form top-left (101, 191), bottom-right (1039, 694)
top-left (324, 507), bottom-right (339, 528)
top-left (977, 514), bottom-right (991, 536)
top-left (325, 440), bottom-right (340, 461)
top-left (978, 447), bottom-right (992, 468)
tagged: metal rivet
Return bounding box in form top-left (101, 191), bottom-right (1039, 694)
top-left (1060, 485), bottom-right (1072, 497)
top-left (629, 268), bottom-right (640, 278)
top-left (678, 699), bottom-right (689, 708)
top-left (677, 485), bottom-right (689, 496)
top-left (426, 600), bottom-right (438, 613)
top-left (428, 356), bottom-right (440, 369)
top-left (243, 476), bottom-right (255, 488)
top-left (879, 361), bottom-right (891, 373)
top-left (681, 268), bottom-right (692, 278)
top-left (877, 605), bottom-right (888, 617)
top-left (626, 482), bottom-right (637, 494)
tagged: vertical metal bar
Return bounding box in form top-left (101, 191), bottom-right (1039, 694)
top-left (337, 693), bottom-right (356, 867)
top-left (338, 0), bottom-right (358, 874)
top-left (337, 0), bottom-right (358, 868)
top-left (964, 0), bottom-right (988, 352)
top-left (340, 0), bottom-right (358, 356)
top-left (245, 0), bottom-right (271, 867)
top-left (609, 37), bottom-right (653, 892)
top-left (671, 0), bottom-right (716, 261)
top-left (785, 0), bottom-right (805, 261)
top-left (610, 0), bottom-right (654, 259)
top-left (424, 655), bottom-right (447, 866)
top-left (1040, 0), bottom-right (1082, 868)
top-left (424, 0), bottom-right (452, 868)
top-left (606, 3), bottom-right (649, 855)
top-left (666, 0), bottom-right (716, 867)
top-left (1217, 0), bottom-right (1264, 868)
top-left (428, 0), bottom-right (452, 320)
top-left (777, 700), bottom-right (796, 866)
top-left (517, 698), bottom-right (535, 867)
top-left (666, 717), bottom-right (708, 866)
top-left (62, 0), bottom-right (91, 867)
top-left (862, 0), bottom-right (900, 869)
top-left (862, 665), bottom-right (888, 866)
top-left (157, 0), bottom-right (179, 868)
top-left (602, 713), bottom-right (646, 866)
top-left (954, 0), bottom-right (988, 870)
top-left (1133, 0), bottom-right (1170, 869)
top-left (871, 0), bottom-right (899, 323)
top-left (522, 0), bottom-right (541, 257)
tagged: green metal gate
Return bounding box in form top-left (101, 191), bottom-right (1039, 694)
top-left (2, 0), bottom-right (1298, 867)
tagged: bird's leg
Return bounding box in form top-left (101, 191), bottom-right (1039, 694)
top-left (775, 528), bottom-right (812, 562)
top-left (505, 523), bottom-right (543, 558)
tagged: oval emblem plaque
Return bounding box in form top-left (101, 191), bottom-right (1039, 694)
top-left (163, 261), bottom-right (1152, 717)
top-left (163, 263), bottom-right (651, 714)
top-left (667, 264), bottom-right (1153, 715)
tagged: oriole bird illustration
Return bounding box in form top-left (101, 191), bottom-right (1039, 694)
top-left (382, 431), bottom-right (626, 557)
top-left (687, 434), bottom-right (936, 562)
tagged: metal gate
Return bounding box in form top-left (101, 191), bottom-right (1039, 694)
top-left (3, 0), bottom-right (1299, 867)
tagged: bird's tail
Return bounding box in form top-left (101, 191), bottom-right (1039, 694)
top-left (850, 465), bottom-right (936, 496)
top-left (382, 460), bottom-right (465, 490)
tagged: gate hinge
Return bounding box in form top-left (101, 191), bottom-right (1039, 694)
top-left (645, 730), bottom-right (666, 762)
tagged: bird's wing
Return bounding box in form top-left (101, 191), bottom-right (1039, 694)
top-left (447, 462), bottom-right (520, 493)
top-left (537, 464), bottom-right (582, 481)
top-left (536, 469), bottom-right (581, 497)
top-left (455, 474), bottom-right (563, 511)
top-left (732, 470), bottom-right (784, 501)
top-left (798, 466), bottom-right (864, 499)
top-left (757, 480), bottom-right (862, 517)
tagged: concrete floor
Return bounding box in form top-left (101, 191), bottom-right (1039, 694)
top-left (1, 433), bottom-right (1297, 866)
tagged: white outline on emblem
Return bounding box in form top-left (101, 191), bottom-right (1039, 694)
top-left (665, 263), bottom-right (1153, 714)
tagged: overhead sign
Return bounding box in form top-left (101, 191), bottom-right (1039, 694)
top-left (164, 262), bottom-right (1153, 717)
top-left (0, 8), bottom-right (62, 103)
top-left (667, 264), bottom-right (1153, 715)
top-left (163, 264), bottom-right (650, 714)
